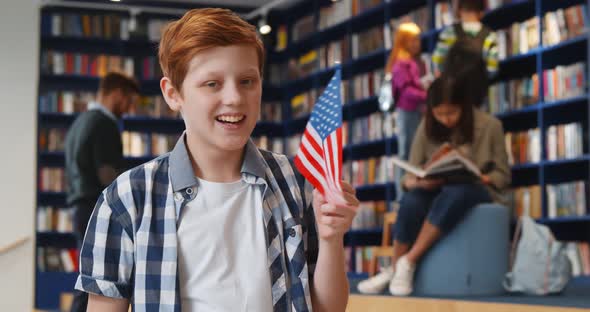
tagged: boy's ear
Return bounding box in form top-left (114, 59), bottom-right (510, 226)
top-left (160, 77), bottom-right (182, 112)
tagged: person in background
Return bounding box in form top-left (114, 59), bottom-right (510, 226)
top-left (64, 72), bottom-right (139, 312)
top-left (432, 0), bottom-right (499, 76)
top-left (384, 22), bottom-right (431, 200)
top-left (358, 48), bottom-right (510, 296)
top-left (75, 8), bottom-right (359, 312)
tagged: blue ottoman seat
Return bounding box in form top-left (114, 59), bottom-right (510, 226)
top-left (413, 203), bottom-right (510, 296)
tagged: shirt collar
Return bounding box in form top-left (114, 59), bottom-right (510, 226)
top-left (168, 132), bottom-right (267, 193)
top-left (88, 101), bottom-right (117, 122)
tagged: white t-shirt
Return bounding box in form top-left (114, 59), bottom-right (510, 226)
top-left (177, 178), bottom-right (273, 312)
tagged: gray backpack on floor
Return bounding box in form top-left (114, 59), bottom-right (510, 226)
top-left (503, 216), bottom-right (571, 295)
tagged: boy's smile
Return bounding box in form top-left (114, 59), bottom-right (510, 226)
top-left (216, 113), bottom-right (247, 129)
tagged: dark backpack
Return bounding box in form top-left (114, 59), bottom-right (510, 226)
top-left (453, 23), bottom-right (493, 56)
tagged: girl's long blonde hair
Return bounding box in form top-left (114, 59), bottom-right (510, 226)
top-left (385, 22), bottom-right (421, 73)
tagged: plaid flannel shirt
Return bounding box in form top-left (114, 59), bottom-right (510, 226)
top-left (75, 133), bottom-right (319, 312)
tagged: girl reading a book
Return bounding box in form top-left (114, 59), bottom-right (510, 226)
top-left (358, 46), bottom-right (510, 296)
top-left (386, 22), bottom-right (433, 199)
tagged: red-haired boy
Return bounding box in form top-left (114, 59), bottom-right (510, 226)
top-left (75, 8), bottom-right (359, 312)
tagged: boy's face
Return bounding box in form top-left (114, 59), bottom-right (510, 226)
top-left (163, 45), bottom-right (262, 154)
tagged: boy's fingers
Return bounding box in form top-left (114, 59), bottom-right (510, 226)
top-left (340, 181), bottom-right (356, 195)
top-left (342, 191), bottom-right (360, 207)
top-left (320, 203), bottom-right (354, 218)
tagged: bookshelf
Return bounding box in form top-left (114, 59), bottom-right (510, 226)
top-left (34, 0), bottom-right (590, 309)
top-left (264, 0), bottom-right (590, 280)
top-left (35, 4), bottom-right (284, 310)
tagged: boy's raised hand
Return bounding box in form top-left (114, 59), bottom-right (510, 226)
top-left (312, 181), bottom-right (360, 243)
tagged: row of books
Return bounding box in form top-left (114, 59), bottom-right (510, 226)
top-left (510, 184), bottom-right (542, 219)
top-left (39, 130), bottom-right (179, 158)
top-left (288, 68), bottom-right (385, 119)
top-left (391, 6), bottom-right (430, 35)
top-left (487, 75), bottom-right (539, 114)
top-left (351, 201), bottom-right (386, 230)
top-left (40, 51), bottom-right (134, 77)
top-left (350, 112), bottom-right (387, 145)
top-left (291, 0), bottom-right (436, 44)
top-left (318, 0), bottom-right (383, 31)
top-left (37, 206), bottom-right (73, 233)
top-left (487, 62), bottom-right (586, 115)
top-left (547, 123), bottom-right (584, 161)
top-left (42, 13), bottom-right (131, 40)
top-left (543, 62), bottom-right (586, 102)
top-left (41, 13), bottom-right (172, 43)
top-left (140, 56), bottom-right (163, 80)
top-left (39, 167), bottom-right (65, 193)
top-left (547, 181), bottom-right (587, 218)
top-left (260, 101), bottom-right (282, 122)
top-left (344, 156), bottom-right (395, 187)
top-left (496, 17), bottom-right (540, 59)
top-left (570, 243), bottom-right (590, 277)
top-left (542, 5), bottom-right (589, 48)
top-left (39, 92), bottom-right (178, 119)
top-left (134, 95), bottom-right (178, 118)
top-left (39, 128), bottom-right (67, 153)
top-left (505, 122), bottom-right (584, 165)
top-left (122, 131), bottom-right (180, 158)
top-left (39, 91), bottom-right (94, 114)
top-left (505, 128), bottom-right (541, 165)
top-left (496, 4), bottom-right (589, 60)
top-left (37, 247), bottom-right (78, 273)
top-left (351, 26), bottom-right (385, 59)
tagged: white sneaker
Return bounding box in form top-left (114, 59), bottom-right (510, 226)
top-left (389, 256), bottom-right (416, 296)
top-left (357, 267), bottom-right (394, 294)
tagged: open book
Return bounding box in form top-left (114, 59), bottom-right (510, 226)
top-left (392, 143), bottom-right (482, 183)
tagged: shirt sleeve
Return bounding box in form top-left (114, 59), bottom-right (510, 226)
top-left (483, 31), bottom-right (499, 74)
top-left (432, 26), bottom-right (457, 72)
top-left (74, 183), bottom-right (135, 299)
top-left (392, 61), bottom-right (427, 105)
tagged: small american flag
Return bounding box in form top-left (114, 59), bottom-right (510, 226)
top-left (294, 68), bottom-right (346, 205)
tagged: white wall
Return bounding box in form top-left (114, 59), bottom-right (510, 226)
top-left (0, 0), bottom-right (40, 311)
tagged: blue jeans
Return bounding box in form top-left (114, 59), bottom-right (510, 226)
top-left (395, 109), bottom-right (422, 200)
top-left (394, 184), bottom-right (492, 244)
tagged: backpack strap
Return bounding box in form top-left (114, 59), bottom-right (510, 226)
top-left (453, 23), bottom-right (466, 40)
top-left (474, 25), bottom-right (493, 51)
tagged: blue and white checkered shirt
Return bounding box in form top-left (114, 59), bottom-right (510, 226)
top-left (75, 133), bottom-right (319, 312)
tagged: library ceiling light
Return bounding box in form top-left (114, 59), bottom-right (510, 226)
top-left (110, 0), bottom-right (121, 2)
top-left (259, 16), bottom-right (271, 35)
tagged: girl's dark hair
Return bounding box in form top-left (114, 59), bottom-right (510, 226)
top-left (425, 45), bottom-right (487, 144)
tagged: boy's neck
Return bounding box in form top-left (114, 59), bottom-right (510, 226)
top-left (185, 134), bottom-right (245, 183)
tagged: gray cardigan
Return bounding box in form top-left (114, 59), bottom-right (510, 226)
top-left (403, 108), bottom-right (511, 204)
